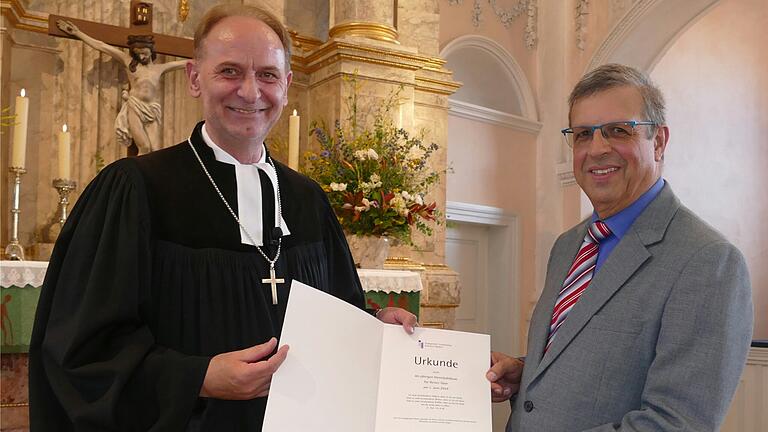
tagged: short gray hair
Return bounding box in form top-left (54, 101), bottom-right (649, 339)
top-left (568, 63), bottom-right (666, 131)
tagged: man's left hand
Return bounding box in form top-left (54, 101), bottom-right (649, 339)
top-left (376, 307), bottom-right (418, 334)
top-left (487, 351), bottom-right (524, 402)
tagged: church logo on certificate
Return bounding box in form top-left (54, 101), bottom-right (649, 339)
top-left (417, 339), bottom-right (453, 350)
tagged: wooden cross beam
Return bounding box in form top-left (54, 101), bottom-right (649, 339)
top-left (47, 0), bottom-right (193, 58)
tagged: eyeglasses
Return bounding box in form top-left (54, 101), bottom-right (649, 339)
top-left (561, 120), bottom-right (657, 148)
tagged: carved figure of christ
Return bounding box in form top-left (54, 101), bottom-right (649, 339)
top-left (48, 2), bottom-right (193, 154)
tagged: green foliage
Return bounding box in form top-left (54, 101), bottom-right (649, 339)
top-left (303, 75), bottom-right (443, 244)
top-left (92, 149), bottom-right (105, 173)
top-left (0, 107), bottom-right (17, 134)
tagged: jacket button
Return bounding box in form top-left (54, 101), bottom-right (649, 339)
top-left (524, 400), bottom-right (534, 412)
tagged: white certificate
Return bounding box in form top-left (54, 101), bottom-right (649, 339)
top-left (263, 281), bottom-right (491, 432)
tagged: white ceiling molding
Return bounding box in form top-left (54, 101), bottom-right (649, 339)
top-left (449, 99), bottom-right (542, 134)
top-left (587, 0), bottom-right (720, 73)
top-left (441, 35), bottom-right (539, 121)
top-left (446, 201), bottom-right (515, 226)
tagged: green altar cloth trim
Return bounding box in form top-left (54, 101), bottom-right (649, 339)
top-left (1, 285), bottom-right (41, 353)
top-left (364, 291), bottom-right (420, 320)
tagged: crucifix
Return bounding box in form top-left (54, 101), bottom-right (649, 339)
top-left (47, 1), bottom-right (193, 155)
top-left (262, 266), bottom-right (285, 305)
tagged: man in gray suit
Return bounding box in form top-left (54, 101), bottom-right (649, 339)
top-left (487, 63), bottom-right (753, 431)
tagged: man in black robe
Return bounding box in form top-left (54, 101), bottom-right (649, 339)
top-left (29, 4), bottom-right (416, 430)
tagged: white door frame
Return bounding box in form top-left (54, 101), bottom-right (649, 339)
top-left (446, 201), bottom-right (521, 355)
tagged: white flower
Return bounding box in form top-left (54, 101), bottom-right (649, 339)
top-left (354, 148), bottom-right (379, 161)
top-left (415, 194), bottom-right (424, 205)
top-left (390, 195), bottom-right (406, 210)
top-left (401, 191), bottom-right (412, 201)
top-left (354, 198), bottom-right (374, 212)
top-left (360, 173), bottom-right (382, 194)
top-left (406, 146), bottom-right (425, 161)
top-left (390, 195), bottom-right (410, 216)
top-left (330, 182), bottom-right (347, 191)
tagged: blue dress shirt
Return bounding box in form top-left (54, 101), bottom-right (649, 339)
top-left (592, 178), bottom-right (665, 272)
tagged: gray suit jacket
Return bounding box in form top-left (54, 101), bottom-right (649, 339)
top-left (508, 184), bottom-right (753, 432)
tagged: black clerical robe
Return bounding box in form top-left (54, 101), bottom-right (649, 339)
top-left (29, 121), bottom-right (365, 431)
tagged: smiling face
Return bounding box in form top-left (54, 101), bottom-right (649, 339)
top-left (571, 85), bottom-right (669, 218)
top-left (186, 15), bottom-right (292, 156)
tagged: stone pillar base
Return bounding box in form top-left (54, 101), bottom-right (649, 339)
top-left (0, 353), bottom-right (30, 431)
top-left (384, 258), bottom-right (460, 329)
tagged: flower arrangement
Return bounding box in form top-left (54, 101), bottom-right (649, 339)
top-left (303, 76), bottom-right (442, 244)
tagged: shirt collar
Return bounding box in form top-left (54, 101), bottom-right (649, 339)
top-left (201, 123), bottom-right (267, 166)
top-left (591, 178), bottom-right (666, 240)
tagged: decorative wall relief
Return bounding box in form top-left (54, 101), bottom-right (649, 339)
top-left (576, 0), bottom-right (589, 50)
top-left (446, 0), bottom-right (538, 49)
top-left (472, 1), bottom-right (482, 27)
top-left (178, 0), bottom-right (189, 22)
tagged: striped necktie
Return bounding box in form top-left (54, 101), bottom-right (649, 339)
top-left (545, 220), bottom-right (611, 353)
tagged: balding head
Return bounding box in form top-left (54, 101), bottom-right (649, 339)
top-left (193, 4), bottom-right (292, 71)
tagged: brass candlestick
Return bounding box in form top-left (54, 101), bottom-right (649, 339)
top-left (5, 167), bottom-right (26, 260)
top-left (52, 178), bottom-right (77, 226)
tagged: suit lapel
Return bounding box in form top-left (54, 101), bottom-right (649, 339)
top-left (523, 225), bottom-right (586, 383)
top-left (526, 184), bottom-right (680, 386)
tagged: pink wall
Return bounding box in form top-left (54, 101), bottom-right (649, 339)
top-left (446, 115), bottom-right (538, 345)
top-left (439, 1), bottom-right (544, 349)
top-left (652, 0), bottom-right (768, 338)
top-left (446, 117), bottom-right (536, 208)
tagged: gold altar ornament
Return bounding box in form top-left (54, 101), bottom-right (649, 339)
top-left (178, 0), bottom-right (189, 22)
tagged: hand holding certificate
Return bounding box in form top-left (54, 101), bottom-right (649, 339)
top-left (263, 281), bottom-right (492, 432)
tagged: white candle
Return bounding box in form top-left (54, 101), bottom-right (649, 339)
top-left (288, 109), bottom-right (300, 170)
top-left (11, 89), bottom-right (29, 169)
top-left (58, 124), bottom-right (71, 180)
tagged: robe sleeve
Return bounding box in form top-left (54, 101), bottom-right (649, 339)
top-left (29, 158), bottom-right (210, 431)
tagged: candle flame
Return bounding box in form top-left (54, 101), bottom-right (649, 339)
top-left (20, 88), bottom-right (26, 97)
top-left (63, 124), bottom-right (68, 133)
top-left (293, 109), bottom-right (298, 116)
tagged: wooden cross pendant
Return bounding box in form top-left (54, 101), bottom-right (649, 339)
top-left (262, 265), bottom-right (285, 305)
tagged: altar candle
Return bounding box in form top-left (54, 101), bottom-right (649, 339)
top-left (58, 124), bottom-right (71, 180)
top-left (288, 109), bottom-right (300, 170)
top-left (11, 89), bottom-right (29, 169)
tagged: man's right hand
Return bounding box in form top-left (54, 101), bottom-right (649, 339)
top-left (200, 337), bottom-right (289, 400)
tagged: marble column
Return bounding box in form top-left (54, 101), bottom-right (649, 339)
top-left (297, 0), bottom-right (460, 329)
top-left (329, 0), bottom-right (398, 44)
